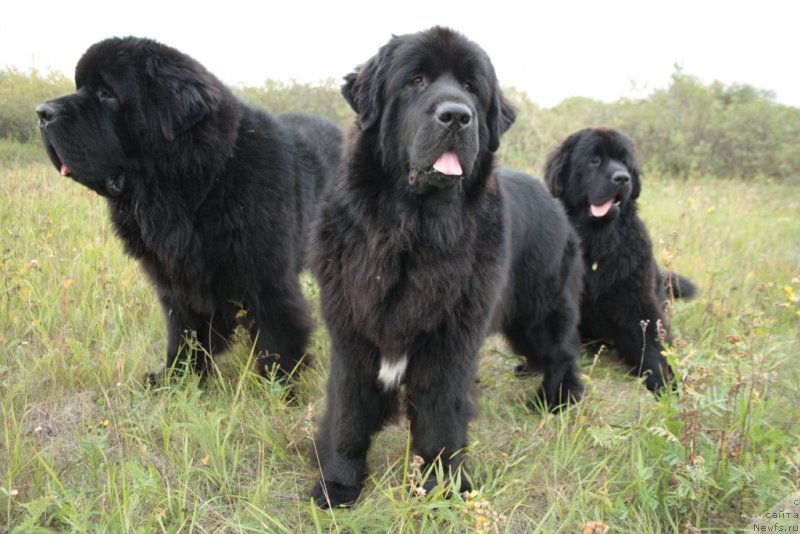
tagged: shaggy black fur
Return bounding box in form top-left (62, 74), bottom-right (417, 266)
top-left (543, 127), bottom-right (696, 393)
top-left (36, 37), bottom-right (342, 383)
top-left (309, 27), bottom-right (584, 509)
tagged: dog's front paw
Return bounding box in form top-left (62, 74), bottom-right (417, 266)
top-left (530, 381), bottom-right (583, 412)
top-left (644, 365), bottom-right (677, 397)
top-left (513, 362), bottom-right (538, 377)
top-left (312, 479), bottom-right (361, 509)
top-left (145, 370), bottom-right (165, 388)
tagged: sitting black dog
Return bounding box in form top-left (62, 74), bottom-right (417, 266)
top-left (543, 127), bottom-right (696, 392)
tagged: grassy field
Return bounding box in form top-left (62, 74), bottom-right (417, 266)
top-left (1, 151), bottom-right (798, 533)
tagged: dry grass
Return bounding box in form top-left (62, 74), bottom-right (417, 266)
top-left (1, 156), bottom-right (799, 532)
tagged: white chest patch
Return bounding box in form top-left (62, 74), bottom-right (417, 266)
top-left (377, 354), bottom-right (408, 390)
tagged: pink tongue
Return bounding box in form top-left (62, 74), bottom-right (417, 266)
top-left (432, 151), bottom-right (463, 176)
top-left (60, 163), bottom-right (70, 176)
top-left (590, 199), bottom-right (614, 217)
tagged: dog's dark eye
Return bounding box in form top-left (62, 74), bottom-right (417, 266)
top-left (97, 88), bottom-right (116, 101)
top-left (590, 155), bottom-right (602, 166)
top-left (408, 76), bottom-right (425, 88)
top-left (463, 81), bottom-right (473, 92)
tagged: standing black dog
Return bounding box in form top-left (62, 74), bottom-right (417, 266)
top-left (36, 37), bottom-right (342, 383)
top-left (309, 27), bottom-right (584, 509)
top-left (544, 127), bottom-right (696, 392)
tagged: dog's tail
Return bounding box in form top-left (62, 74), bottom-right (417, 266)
top-left (662, 271), bottom-right (697, 300)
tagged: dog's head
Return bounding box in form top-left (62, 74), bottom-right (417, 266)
top-left (544, 127), bottom-right (641, 221)
top-left (36, 36), bottom-right (235, 198)
top-left (342, 26), bottom-right (516, 195)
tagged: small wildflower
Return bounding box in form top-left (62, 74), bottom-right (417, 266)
top-left (656, 319), bottom-right (668, 343)
top-left (579, 520), bottom-right (610, 534)
top-left (407, 454), bottom-right (426, 497)
top-left (200, 455), bottom-right (210, 466)
top-left (707, 206), bottom-right (716, 213)
top-left (784, 285), bottom-right (798, 303)
top-left (463, 496), bottom-right (506, 534)
top-left (101, 419), bottom-right (109, 428)
top-left (726, 334), bottom-right (742, 344)
top-left (61, 277), bottom-right (74, 289)
top-left (10, 489), bottom-right (19, 497)
top-left (462, 489), bottom-right (478, 500)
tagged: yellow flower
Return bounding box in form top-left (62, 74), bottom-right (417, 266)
top-left (784, 285), bottom-right (797, 302)
top-left (462, 490), bottom-right (478, 500)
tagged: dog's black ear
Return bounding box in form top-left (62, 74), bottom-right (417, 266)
top-left (487, 88), bottom-right (516, 152)
top-left (544, 132), bottom-right (580, 198)
top-left (341, 43), bottom-right (393, 131)
top-left (145, 55), bottom-right (222, 142)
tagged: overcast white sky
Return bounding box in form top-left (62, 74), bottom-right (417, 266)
top-left (2, 0), bottom-right (798, 108)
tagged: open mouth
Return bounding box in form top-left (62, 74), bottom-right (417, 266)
top-left (432, 151), bottom-right (462, 176)
top-left (589, 196), bottom-right (623, 218)
top-left (41, 138), bottom-right (73, 178)
top-left (409, 151), bottom-right (464, 186)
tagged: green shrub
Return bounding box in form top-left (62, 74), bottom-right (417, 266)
top-left (234, 78), bottom-right (352, 128)
top-left (3, 66), bottom-right (799, 182)
top-left (499, 70), bottom-right (800, 182)
top-left (0, 68), bottom-right (73, 142)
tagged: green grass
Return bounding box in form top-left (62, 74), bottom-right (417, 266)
top-left (1, 155), bottom-right (798, 533)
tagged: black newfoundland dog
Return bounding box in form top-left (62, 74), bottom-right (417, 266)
top-left (309, 27), bottom-right (584, 509)
top-left (36, 37), bottom-right (342, 383)
top-left (544, 127), bottom-right (696, 392)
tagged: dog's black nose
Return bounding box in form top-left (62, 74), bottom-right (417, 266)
top-left (36, 102), bottom-right (59, 124)
top-left (435, 102), bottom-right (472, 130)
top-left (611, 170), bottom-right (630, 185)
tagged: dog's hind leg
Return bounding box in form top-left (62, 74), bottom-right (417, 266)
top-left (146, 296), bottom-right (233, 386)
top-left (504, 308), bottom-right (584, 411)
top-left (249, 277), bottom-right (314, 381)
